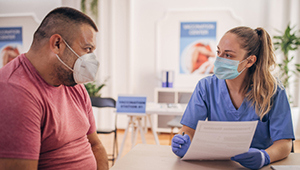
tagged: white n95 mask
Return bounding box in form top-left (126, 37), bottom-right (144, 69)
top-left (56, 39), bottom-right (99, 84)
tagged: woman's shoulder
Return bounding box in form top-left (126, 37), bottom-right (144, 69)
top-left (271, 77), bottom-right (287, 99)
top-left (195, 74), bottom-right (222, 93)
top-left (274, 77), bottom-right (286, 92)
top-left (197, 74), bottom-right (221, 86)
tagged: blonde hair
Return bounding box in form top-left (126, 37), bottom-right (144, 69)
top-left (227, 26), bottom-right (277, 119)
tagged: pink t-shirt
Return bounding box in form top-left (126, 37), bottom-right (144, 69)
top-left (0, 54), bottom-right (97, 170)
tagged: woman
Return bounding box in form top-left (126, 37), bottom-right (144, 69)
top-left (171, 26), bottom-right (294, 169)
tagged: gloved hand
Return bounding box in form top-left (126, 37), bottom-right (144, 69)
top-left (171, 134), bottom-right (191, 158)
top-left (231, 148), bottom-right (270, 169)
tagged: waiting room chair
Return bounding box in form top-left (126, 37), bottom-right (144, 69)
top-left (90, 97), bottom-right (118, 165)
top-left (167, 115), bottom-right (183, 145)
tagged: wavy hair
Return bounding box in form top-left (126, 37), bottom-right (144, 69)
top-left (227, 26), bottom-right (278, 119)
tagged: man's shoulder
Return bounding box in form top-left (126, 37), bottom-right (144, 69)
top-left (0, 55), bottom-right (23, 81)
top-left (0, 54), bottom-right (44, 102)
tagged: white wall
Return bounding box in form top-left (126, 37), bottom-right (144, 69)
top-left (0, 0), bottom-right (61, 21)
top-left (2, 0), bottom-right (295, 102)
top-left (111, 0), bottom-right (294, 102)
top-left (1, 0), bottom-right (300, 133)
top-left (0, 0), bottom-right (62, 53)
top-left (107, 0), bottom-right (300, 130)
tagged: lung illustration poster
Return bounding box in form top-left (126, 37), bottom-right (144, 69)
top-left (0, 27), bottom-right (22, 68)
top-left (179, 22), bottom-right (216, 75)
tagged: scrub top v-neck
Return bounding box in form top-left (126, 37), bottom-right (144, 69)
top-left (220, 79), bottom-right (248, 118)
top-left (181, 75), bottom-right (294, 149)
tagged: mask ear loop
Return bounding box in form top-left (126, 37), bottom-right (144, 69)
top-left (238, 57), bottom-right (250, 74)
top-left (55, 38), bottom-right (81, 72)
top-left (56, 54), bottom-right (74, 72)
top-left (62, 38), bottom-right (81, 59)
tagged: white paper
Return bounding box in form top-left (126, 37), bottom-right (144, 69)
top-left (181, 120), bottom-right (258, 160)
top-left (271, 165), bottom-right (300, 170)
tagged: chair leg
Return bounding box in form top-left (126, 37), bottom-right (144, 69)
top-left (111, 130), bottom-right (118, 165)
top-left (115, 130), bottom-right (118, 158)
top-left (169, 127), bottom-right (174, 145)
top-left (111, 132), bottom-right (115, 165)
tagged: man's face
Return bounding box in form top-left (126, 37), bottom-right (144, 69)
top-left (56, 24), bottom-right (97, 86)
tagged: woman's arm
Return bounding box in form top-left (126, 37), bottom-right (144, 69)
top-left (178, 125), bottom-right (196, 141)
top-left (266, 139), bottom-right (292, 163)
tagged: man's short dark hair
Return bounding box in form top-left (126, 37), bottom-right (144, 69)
top-left (32, 7), bottom-right (98, 47)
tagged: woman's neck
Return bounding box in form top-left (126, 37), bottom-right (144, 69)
top-left (225, 71), bottom-right (248, 95)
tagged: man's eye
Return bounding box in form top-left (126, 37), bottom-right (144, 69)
top-left (86, 48), bottom-right (92, 52)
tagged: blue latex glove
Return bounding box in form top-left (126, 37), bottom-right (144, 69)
top-left (171, 134), bottom-right (191, 158)
top-left (231, 148), bottom-right (270, 169)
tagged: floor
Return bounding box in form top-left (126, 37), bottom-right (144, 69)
top-left (97, 129), bottom-right (300, 168)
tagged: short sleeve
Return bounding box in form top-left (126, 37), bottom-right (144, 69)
top-left (181, 81), bottom-right (208, 129)
top-left (269, 88), bottom-right (295, 141)
top-left (86, 106), bottom-right (96, 135)
top-left (0, 83), bottom-right (42, 160)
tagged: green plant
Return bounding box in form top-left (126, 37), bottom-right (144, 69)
top-left (273, 24), bottom-right (300, 102)
top-left (81, 0), bottom-right (98, 22)
top-left (84, 78), bottom-right (108, 97)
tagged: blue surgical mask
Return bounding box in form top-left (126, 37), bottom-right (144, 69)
top-left (213, 56), bottom-right (248, 80)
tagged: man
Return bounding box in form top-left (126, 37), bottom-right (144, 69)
top-left (0, 7), bottom-right (109, 170)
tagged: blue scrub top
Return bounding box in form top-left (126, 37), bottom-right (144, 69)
top-left (181, 75), bottom-right (295, 149)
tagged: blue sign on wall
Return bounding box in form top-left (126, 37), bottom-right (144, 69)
top-left (116, 96), bottom-right (147, 113)
top-left (180, 22), bottom-right (216, 38)
top-left (0, 27), bottom-right (22, 42)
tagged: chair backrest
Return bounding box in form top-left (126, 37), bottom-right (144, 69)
top-left (90, 97), bottom-right (116, 108)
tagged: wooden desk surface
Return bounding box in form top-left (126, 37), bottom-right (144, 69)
top-left (110, 144), bottom-right (300, 170)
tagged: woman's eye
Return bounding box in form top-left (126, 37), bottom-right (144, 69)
top-left (225, 54), bottom-right (231, 58)
top-left (216, 50), bottom-right (220, 55)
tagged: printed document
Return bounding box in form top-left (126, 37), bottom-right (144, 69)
top-left (271, 165), bottom-right (300, 170)
top-left (181, 120), bottom-right (258, 160)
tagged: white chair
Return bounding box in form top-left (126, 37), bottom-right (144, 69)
top-left (167, 115), bottom-right (182, 144)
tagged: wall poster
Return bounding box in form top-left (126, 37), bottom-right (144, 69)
top-left (179, 22), bottom-right (216, 75)
top-left (0, 27), bottom-right (22, 68)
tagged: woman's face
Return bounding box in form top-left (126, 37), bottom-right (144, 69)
top-left (217, 32), bottom-right (249, 72)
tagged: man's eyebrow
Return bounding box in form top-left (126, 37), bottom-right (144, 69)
top-left (84, 43), bottom-right (95, 49)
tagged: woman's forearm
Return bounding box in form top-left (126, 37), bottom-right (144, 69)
top-left (265, 139), bottom-right (292, 163)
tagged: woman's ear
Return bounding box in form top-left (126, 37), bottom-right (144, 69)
top-left (49, 34), bottom-right (64, 54)
top-left (246, 55), bottom-right (257, 67)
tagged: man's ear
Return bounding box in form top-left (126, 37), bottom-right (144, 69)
top-left (49, 34), bottom-right (64, 54)
top-left (246, 55), bottom-right (257, 68)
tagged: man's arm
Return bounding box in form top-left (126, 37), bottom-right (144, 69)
top-left (87, 131), bottom-right (109, 170)
top-left (0, 158), bottom-right (38, 170)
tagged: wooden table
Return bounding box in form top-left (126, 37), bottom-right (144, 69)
top-left (110, 144), bottom-right (300, 170)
